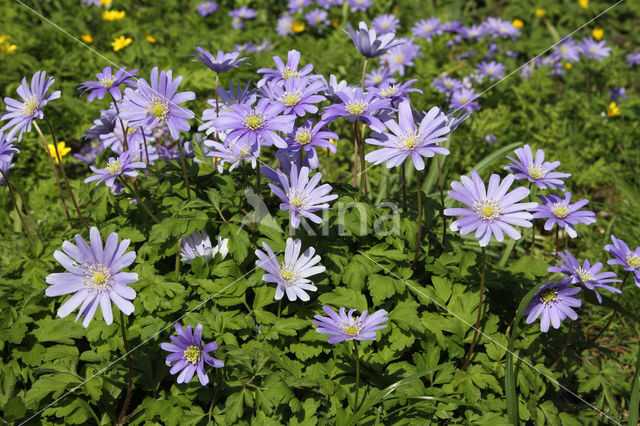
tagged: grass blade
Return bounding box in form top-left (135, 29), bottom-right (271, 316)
top-left (628, 346), bottom-right (640, 425)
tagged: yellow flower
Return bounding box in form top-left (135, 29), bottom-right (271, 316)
top-left (112, 35), bottom-right (132, 52)
top-left (103, 10), bottom-right (125, 21)
top-left (535, 9), bottom-right (546, 18)
top-left (81, 34), bottom-right (93, 44)
top-left (5, 44), bottom-right (17, 54)
top-left (606, 102), bottom-right (620, 117)
top-left (99, 0), bottom-right (112, 5)
top-left (48, 142), bottom-right (71, 164)
top-left (512, 18), bottom-right (524, 28)
top-left (145, 34), bottom-right (156, 43)
top-left (292, 19), bottom-right (305, 33)
top-left (331, 18), bottom-right (339, 28)
top-left (578, 0), bottom-right (588, 8)
top-left (565, 62), bottom-right (573, 69)
top-left (0, 35), bottom-right (6, 44)
top-left (592, 28), bottom-right (603, 41)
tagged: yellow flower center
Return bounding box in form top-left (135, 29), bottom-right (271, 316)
top-left (400, 130), bottom-right (420, 151)
top-left (444, 80), bottom-right (453, 88)
top-left (281, 67), bottom-right (299, 79)
top-left (184, 346), bottom-right (201, 364)
top-left (295, 128), bottom-right (312, 146)
top-left (527, 165), bottom-right (547, 180)
top-left (20, 95), bottom-right (40, 116)
top-left (85, 264), bottom-right (112, 290)
top-left (393, 53), bottom-right (405, 64)
top-left (147, 96), bottom-right (169, 121)
top-left (473, 198), bottom-right (502, 221)
top-left (105, 159), bottom-right (123, 175)
top-left (575, 267), bottom-right (594, 282)
top-left (589, 47), bottom-right (597, 54)
top-left (381, 22), bottom-right (389, 29)
top-left (279, 90), bottom-right (302, 107)
top-left (99, 76), bottom-right (116, 87)
top-left (458, 96), bottom-right (469, 104)
top-left (626, 253), bottom-right (640, 269)
top-left (551, 203), bottom-right (570, 218)
top-left (243, 112), bottom-right (265, 130)
top-left (380, 85), bottom-right (399, 98)
top-left (560, 46), bottom-right (568, 54)
top-left (345, 100), bottom-right (368, 116)
top-left (339, 319), bottom-right (364, 337)
top-left (540, 288), bottom-right (559, 305)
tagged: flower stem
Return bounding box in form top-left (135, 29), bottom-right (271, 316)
top-left (528, 183), bottom-right (535, 259)
top-left (256, 161), bottom-right (262, 197)
top-left (1, 170), bottom-right (34, 242)
top-left (119, 177), bottom-right (160, 223)
top-left (277, 300), bottom-right (282, 318)
top-left (461, 246), bottom-right (486, 371)
top-left (117, 311), bottom-right (134, 425)
top-left (110, 94), bottom-right (129, 151)
top-left (352, 121), bottom-right (359, 190)
top-left (358, 122), bottom-right (368, 196)
top-left (176, 137), bottom-right (192, 201)
top-left (436, 155), bottom-right (446, 247)
top-left (141, 130), bottom-right (150, 164)
top-left (353, 340), bottom-right (360, 413)
top-left (549, 321), bottom-right (573, 371)
top-left (361, 58), bottom-right (368, 90)
top-left (208, 368), bottom-right (223, 421)
top-left (401, 162), bottom-right (407, 211)
top-left (213, 73), bottom-right (220, 170)
top-left (175, 234), bottom-right (183, 281)
top-left (554, 226), bottom-right (560, 258)
top-left (40, 117), bottom-right (90, 233)
top-left (411, 169), bottom-right (423, 267)
top-left (33, 121), bottom-right (73, 226)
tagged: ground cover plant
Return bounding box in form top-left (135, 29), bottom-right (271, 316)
top-left (2, 0), bottom-right (640, 424)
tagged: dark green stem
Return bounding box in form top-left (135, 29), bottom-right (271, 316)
top-left (436, 155), bottom-right (446, 247)
top-left (176, 137), bottom-right (192, 201)
top-left (461, 246), bottom-right (486, 371)
top-left (117, 312), bottom-right (134, 425)
top-left (110, 93), bottom-right (129, 151)
top-left (119, 177), bottom-right (160, 223)
top-left (401, 162), bottom-right (407, 211)
top-left (411, 169), bottom-right (423, 267)
top-left (141, 130), bottom-right (150, 164)
top-left (353, 340), bottom-right (360, 413)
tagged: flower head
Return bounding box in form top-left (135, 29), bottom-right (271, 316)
top-left (1, 70), bottom-right (61, 141)
top-left (450, 88), bottom-right (480, 113)
top-left (120, 67), bottom-right (195, 140)
top-left (322, 87), bottom-right (390, 131)
top-left (191, 47), bottom-right (249, 74)
top-left (313, 306), bottom-right (389, 343)
top-left (78, 66), bottom-right (138, 102)
top-left (102, 10), bottom-right (125, 21)
top-left (365, 66), bottom-right (396, 87)
top-left (205, 135), bottom-right (258, 172)
top-left (161, 323), bottom-right (223, 385)
top-left (365, 101), bottom-right (450, 170)
top-left (269, 164), bottom-right (337, 228)
top-left (373, 79), bottom-right (422, 104)
top-left (412, 17), bottom-right (443, 40)
top-left (47, 141), bottom-right (71, 164)
top-left (269, 77), bottom-right (326, 116)
top-left (45, 227), bottom-right (138, 327)
top-left (305, 9), bottom-right (328, 26)
top-left (196, 1), bottom-right (218, 17)
top-left (286, 119), bottom-right (338, 169)
top-left (505, 144), bottom-right (571, 190)
top-left (0, 133), bottom-right (18, 163)
top-left (551, 37), bottom-right (581, 63)
top-left (444, 171), bottom-right (537, 246)
top-left (579, 37), bottom-right (610, 61)
top-left (549, 250), bottom-right (622, 303)
top-left (524, 278), bottom-right (581, 332)
top-left (288, 0), bottom-right (312, 13)
top-left (112, 35), bottom-right (132, 52)
top-left (475, 61), bottom-right (506, 82)
top-left (432, 74), bottom-right (463, 94)
top-left (85, 149), bottom-right (146, 189)
top-left (180, 230), bottom-right (228, 264)
top-left (626, 51), bottom-right (640, 67)
top-left (379, 38), bottom-right (421, 76)
top-left (605, 235), bottom-right (640, 287)
top-left (533, 192), bottom-right (596, 238)
top-left (372, 14), bottom-right (399, 35)
top-left (344, 21), bottom-right (400, 58)
top-left (255, 238), bottom-right (325, 301)
top-left (257, 50), bottom-right (314, 87)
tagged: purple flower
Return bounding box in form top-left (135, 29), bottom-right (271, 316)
top-left (190, 47), bottom-right (249, 74)
top-left (199, 78), bottom-right (256, 135)
top-left (228, 6), bottom-right (256, 29)
top-left (483, 17), bottom-right (519, 40)
top-left (84, 108), bottom-right (117, 141)
top-left (277, 15), bottom-right (295, 36)
top-left (444, 172), bottom-right (537, 246)
top-left (255, 238), bottom-right (325, 301)
top-left (552, 37), bottom-right (581, 63)
top-left (257, 50), bottom-right (314, 87)
top-left (605, 235), bottom-right (640, 287)
top-left (196, 1), bottom-right (218, 17)
top-left (373, 80), bottom-right (422, 104)
top-left (365, 66), bottom-right (396, 87)
top-left (205, 136), bottom-right (258, 172)
top-left (485, 134), bottom-right (497, 144)
top-left (432, 75), bottom-right (463, 94)
top-left (269, 164), bottom-right (337, 228)
top-left (343, 21), bottom-right (400, 59)
top-left (450, 88), bottom-right (480, 113)
top-left (269, 77), bottom-right (326, 117)
top-left (45, 227), bottom-right (138, 327)
top-left (0, 133), bottom-right (19, 163)
top-left (287, 119), bottom-right (338, 169)
top-left (85, 149), bottom-right (146, 189)
top-left (524, 278), bottom-right (581, 333)
top-left (609, 86), bottom-right (626, 103)
top-left (161, 323), bottom-right (223, 385)
top-left (347, 0), bottom-right (372, 12)
top-left (372, 14), bottom-right (399, 35)
top-left (380, 40), bottom-right (421, 76)
top-left (100, 122), bottom-right (155, 156)
top-left (78, 66), bottom-right (137, 102)
top-left (120, 67), bottom-right (195, 140)
top-left (549, 250), bottom-right (622, 303)
top-left (579, 37), bottom-right (610, 61)
top-left (365, 101), bottom-right (450, 170)
top-left (460, 24), bottom-right (485, 40)
top-left (322, 75), bottom-right (353, 103)
top-left (213, 98), bottom-right (295, 151)
top-left (475, 61), bottom-right (506, 82)
top-left (412, 18), bottom-right (443, 40)
top-left (504, 144), bottom-right (571, 190)
top-left (533, 192), bottom-right (596, 238)
top-left (305, 9), bottom-right (329, 26)
top-left (313, 306), bottom-right (389, 343)
top-left (288, 0), bottom-right (312, 12)
top-left (317, 0), bottom-right (343, 7)
top-left (322, 87), bottom-right (390, 131)
top-left (180, 230), bottom-right (228, 264)
top-left (1, 70), bottom-right (61, 142)
top-left (627, 51), bottom-right (640, 67)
